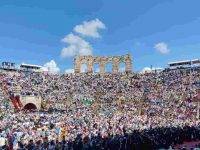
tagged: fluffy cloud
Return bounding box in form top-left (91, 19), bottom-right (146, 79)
top-left (61, 18), bottom-right (105, 58)
top-left (61, 33), bottom-right (92, 58)
top-left (154, 42), bottom-right (170, 54)
top-left (42, 60), bottom-right (60, 74)
top-left (140, 67), bottom-right (163, 74)
top-left (65, 68), bottom-right (74, 74)
top-left (73, 19), bottom-right (106, 38)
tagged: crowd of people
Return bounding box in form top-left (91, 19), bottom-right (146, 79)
top-left (0, 67), bottom-right (200, 149)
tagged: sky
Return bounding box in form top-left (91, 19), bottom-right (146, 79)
top-left (0, 0), bottom-right (200, 73)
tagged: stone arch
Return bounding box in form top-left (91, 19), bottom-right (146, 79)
top-left (105, 62), bottom-right (112, 72)
top-left (119, 62), bottom-right (126, 72)
top-left (80, 63), bottom-right (88, 73)
top-left (93, 63), bottom-right (100, 73)
top-left (74, 55), bottom-right (94, 73)
top-left (74, 54), bottom-right (132, 74)
top-left (20, 96), bottom-right (42, 110)
top-left (23, 103), bottom-right (37, 110)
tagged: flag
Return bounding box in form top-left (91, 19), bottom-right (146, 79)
top-left (3, 99), bottom-right (9, 108)
top-left (82, 98), bottom-right (93, 106)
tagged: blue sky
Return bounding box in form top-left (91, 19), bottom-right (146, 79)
top-left (0, 0), bottom-right (200, 73)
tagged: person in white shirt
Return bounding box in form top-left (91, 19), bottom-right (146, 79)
top-left (0, 136), bottom-right (6, 147)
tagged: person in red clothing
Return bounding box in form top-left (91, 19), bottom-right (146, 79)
top-left (10, 94), bottom-right (19, 110)
top-left (15, 95), bottom-right (23, 108)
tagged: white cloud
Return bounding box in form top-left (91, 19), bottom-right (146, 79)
top-left (42, 60), bottom-right (60, 74)
top-left (154, 42), bottom-right (170, 54)
top-left (140, 67), bottom-right (163, 74)
top-left (141, 67), bottom-right (152, 73)
top-left (65, 68), bottom-right (74, 74)
top-left (73, 18), bottom-right (106, 38)
top-left (61, 18), bottom-right (105, 59)
top-left (61, 33), bottom-right (92, 58)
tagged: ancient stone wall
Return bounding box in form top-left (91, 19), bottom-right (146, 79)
top-left (74, 54), bottom-right (132, 74)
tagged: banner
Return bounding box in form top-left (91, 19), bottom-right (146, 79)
top-left (82, 98), bottom-right (93, 106)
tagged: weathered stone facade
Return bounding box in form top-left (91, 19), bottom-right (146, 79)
top-left (20, 96), bottom-right (42, 110)
top-left (74, 54), bottom-right (132, 74)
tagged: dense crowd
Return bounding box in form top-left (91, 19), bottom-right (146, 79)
top-left (0, 68), bottom-right (200, 149)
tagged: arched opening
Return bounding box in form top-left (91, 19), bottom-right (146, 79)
top-left (93, 63), bottom-right (100, 73)
top-left (119, 62), bottom-right (126, 72)
top-left (23, 103), bottom-right (37, 110)
top-left (81, 63), bottom-right (88, 73)
top-left (105, 62), bottom-right (112, 73)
